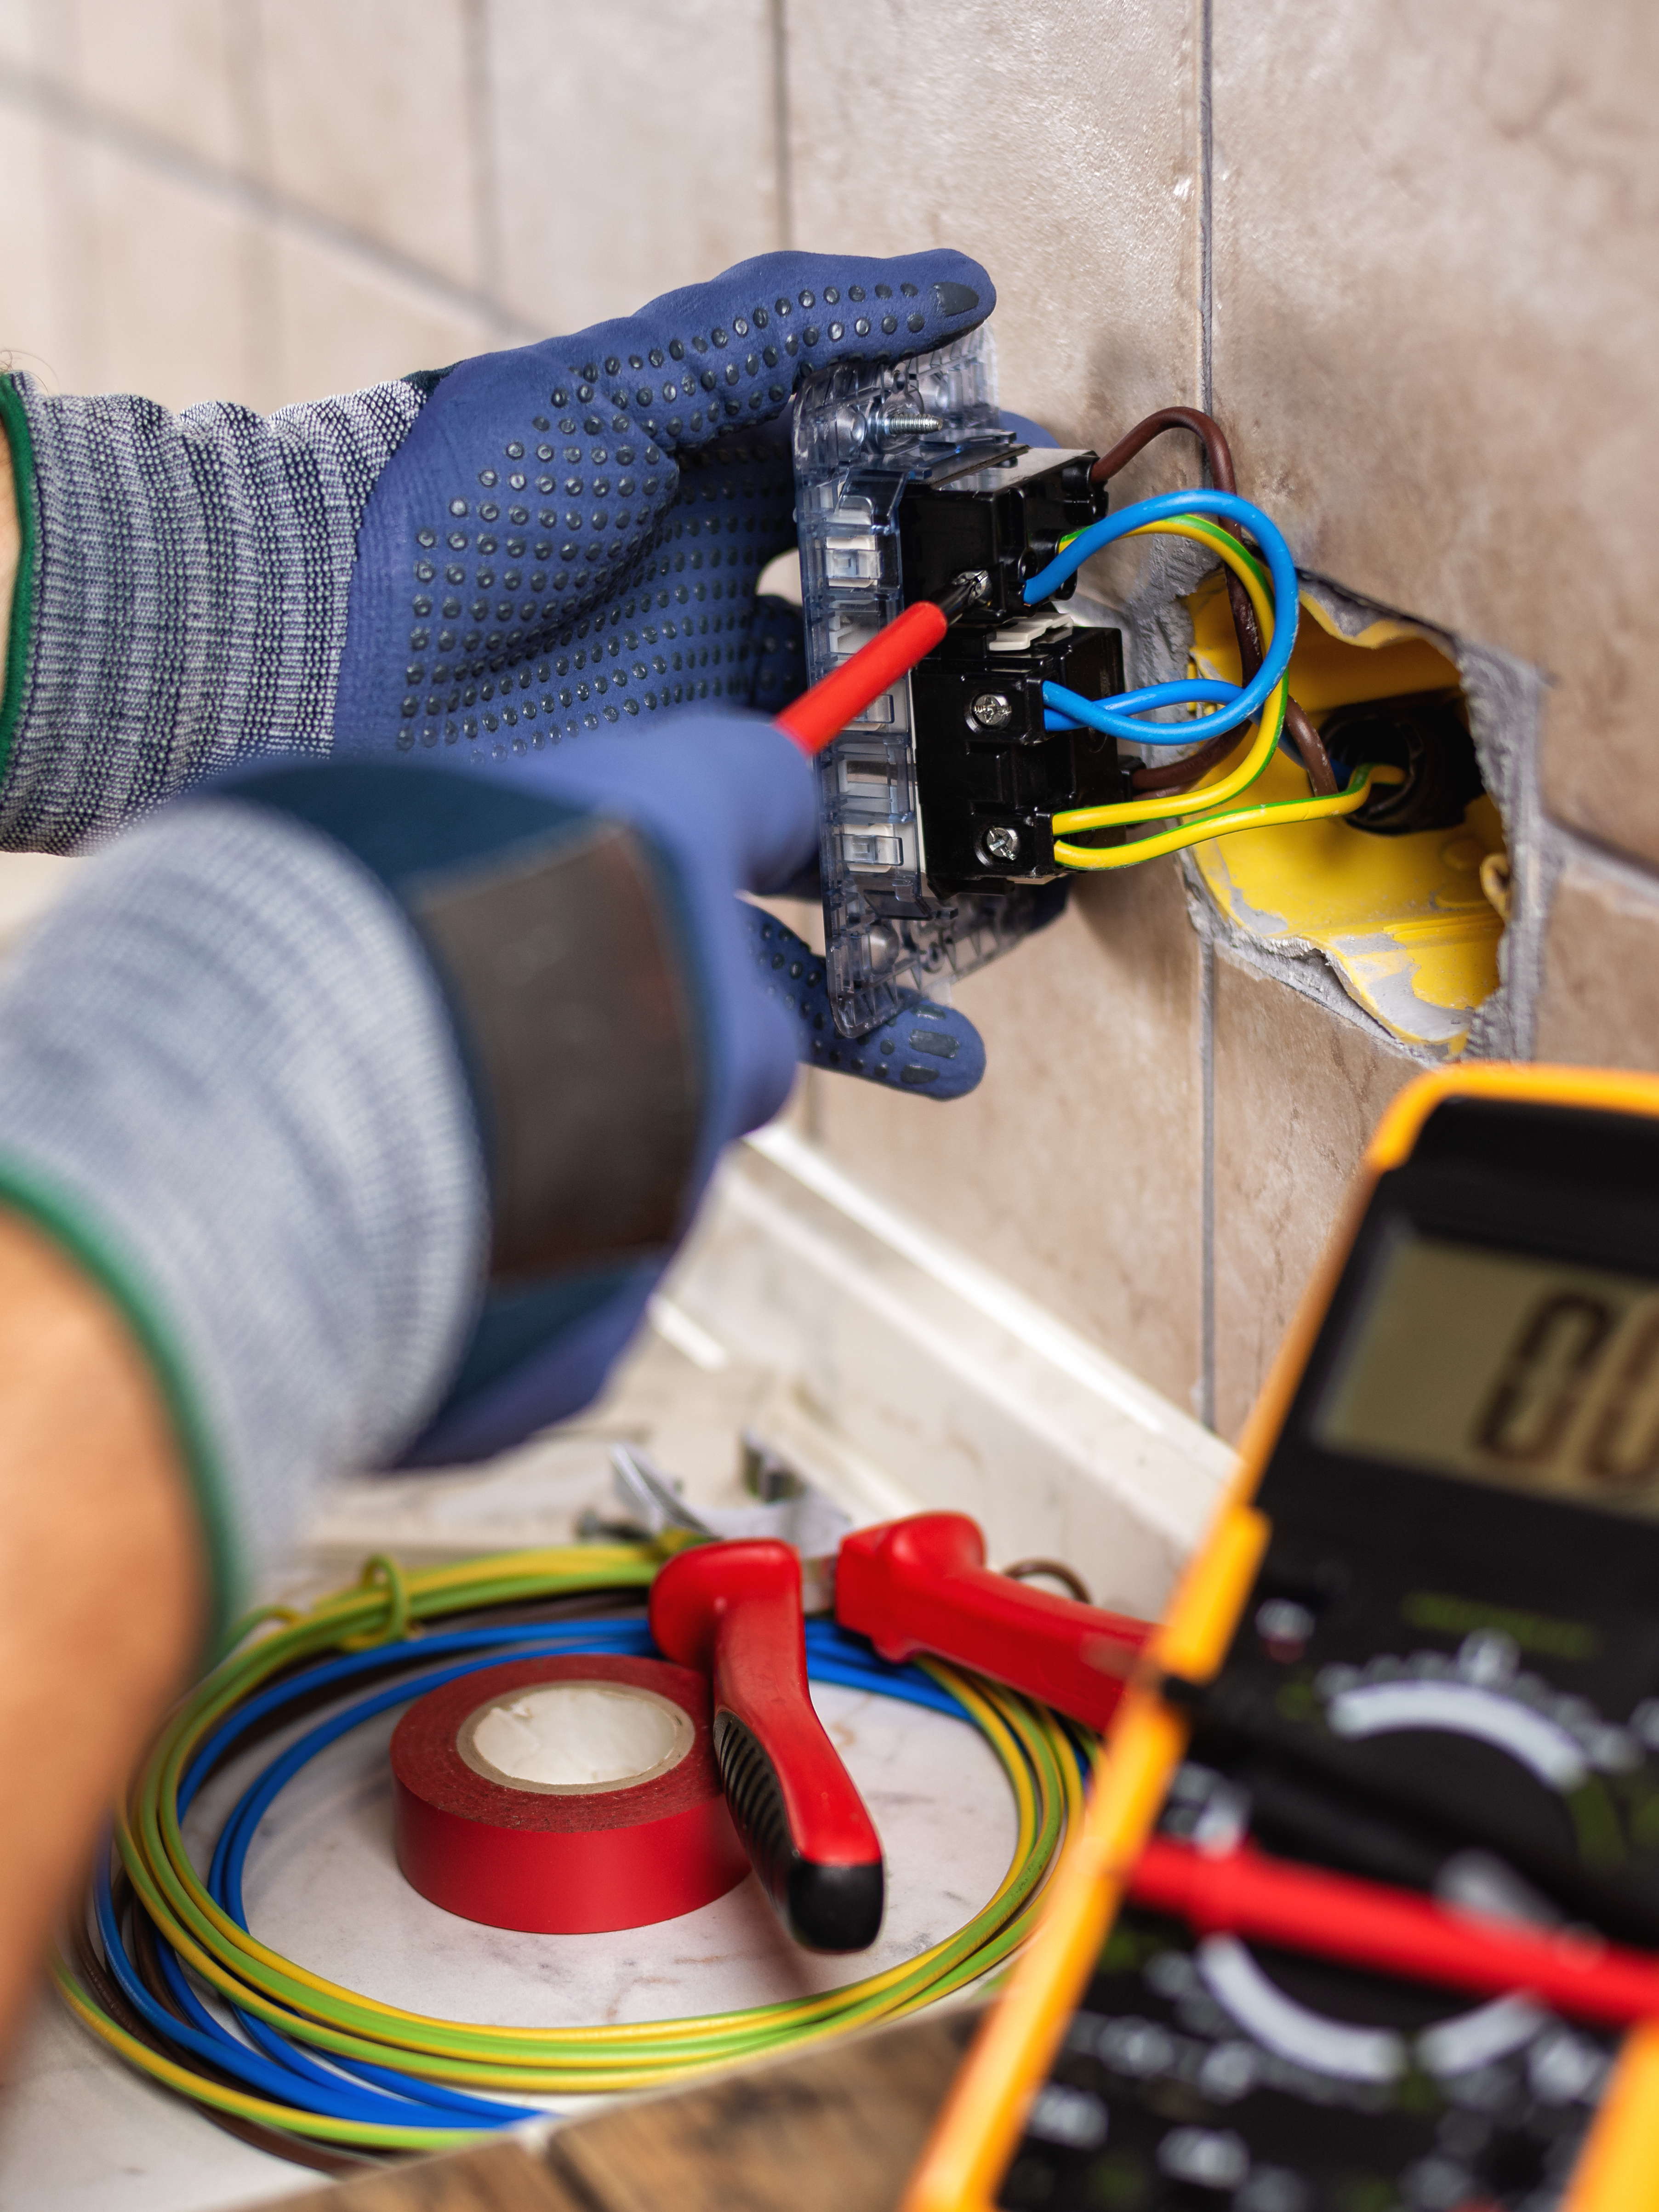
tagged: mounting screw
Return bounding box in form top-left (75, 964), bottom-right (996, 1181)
top-left (970, 691), bottom-right (1013, 730)
top-left (981, 825), bottom-right (1021, 862)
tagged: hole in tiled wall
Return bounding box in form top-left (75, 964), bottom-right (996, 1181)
top-left (1079, 547), bottom-right (1549, 1064)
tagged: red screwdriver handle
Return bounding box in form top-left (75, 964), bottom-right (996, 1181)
top-left (650, 1540), bottom-right (884, 1953)
top-left (833, 1513), bottom-right (1152, 1730)
top-left (774, 602), bottom-right (948, 756)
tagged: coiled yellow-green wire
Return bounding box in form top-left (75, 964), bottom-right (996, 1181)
top-left (56, 1546), bottom-right (1086, 2153)
top-left (1049, 516), bottom-right (1402, 871)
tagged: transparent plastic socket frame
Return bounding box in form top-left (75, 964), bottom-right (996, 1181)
top-left (793, 328), bottom-right (1059, 1039)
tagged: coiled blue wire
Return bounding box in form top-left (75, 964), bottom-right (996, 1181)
top-left (1025, 490), bottom-right (1299, 745)
top-left (96, 1616), bottom-right (971, 2132)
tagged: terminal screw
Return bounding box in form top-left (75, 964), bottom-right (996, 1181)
top-left (981, 825), bottom-right (1021, 862)
top-left (970, 691), bottom-right (1013, 729)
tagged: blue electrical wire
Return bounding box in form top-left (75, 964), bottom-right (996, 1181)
top-left (178, 1620), bottom-right (650, 1812)
top-left (92, 1861), bottom-right (492, 2127)
top-left (1023, 490), bottom-right (1299, 747)
top-left (103, 1612), bottom-right (976, 2133)
top-left (1042, 681), bottom-right (1243, 741)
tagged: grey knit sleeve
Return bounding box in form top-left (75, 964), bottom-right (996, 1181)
top-left (0, 370), bottom-right (424, 853)
top-left (0, 797), bottom-right (486, 1606)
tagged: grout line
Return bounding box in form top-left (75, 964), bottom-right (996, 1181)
top-left (1197, 0), bottom-right (1214, 412)
top-left (1199, 932), bottom-right (1216, 1432)
top-left (770, 0), bottom-right (794, 251)
top-left (0, 56), bottom-right (540, 351)
top-left (802, 1066), bottom-right (825, 1146)
top-left (1196, 0), bottom-right (1217, 1432)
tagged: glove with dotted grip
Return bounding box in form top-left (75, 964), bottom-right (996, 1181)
top-left (0, 248), bottom-right (988, 854)
top-left (331, 247), bottom-right (994, 765)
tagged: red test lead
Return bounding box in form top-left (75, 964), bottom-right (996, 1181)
top-left (1131, 1834), bottom-right (1659, 2030)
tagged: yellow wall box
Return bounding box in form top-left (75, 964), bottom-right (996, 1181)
top-left (1187, 577), bottom-right (1505, 1056)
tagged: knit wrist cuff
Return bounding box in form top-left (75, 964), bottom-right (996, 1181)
top-left (0, 376), bottom-right (39, 796)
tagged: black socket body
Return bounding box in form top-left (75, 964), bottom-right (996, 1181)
top-left (910, 622), bottom-right (1130, 888)
top-left (896, 445), bottom-right (1106, 621)
top-left (897, 450), bottom-right (1130, 889)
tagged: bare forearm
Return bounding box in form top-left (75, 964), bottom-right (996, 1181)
top-left (0, 1210), bottom-right (205, 2056)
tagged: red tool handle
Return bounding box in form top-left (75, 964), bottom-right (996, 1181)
top-left (833, 1513), bottom-right (1152, 1730)
top-left (1132, 1833), bottom-right (1659, 2028)
top-left (774, 602), bottom-right (948, 757)
top-left (650, 1540), bottom-right (884, 1953)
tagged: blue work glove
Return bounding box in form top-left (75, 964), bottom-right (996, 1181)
top-left (327, 246), bottom-right (1007, 1106)
top-left (331, 246), bottom-right (993, 763)
top-left (223, 716), bottom-right (814, 1464)
top-left (740, 906), bottom-right (986, 1099)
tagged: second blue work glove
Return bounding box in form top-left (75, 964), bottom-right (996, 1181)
top-left (0, 714), bottom-right (896, 1598)
top-left (226, 717), bottom-right (813, 1464)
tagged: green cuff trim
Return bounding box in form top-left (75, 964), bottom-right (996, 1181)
top-left (0, 1158), bottom-right (245, 1646)
top-left (0, 376), bottom-right (37, 795)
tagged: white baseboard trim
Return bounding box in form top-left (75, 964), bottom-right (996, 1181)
top-left (658, 1129), bottom-right (1236, 1621)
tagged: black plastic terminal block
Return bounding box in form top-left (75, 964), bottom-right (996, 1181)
top-left (911, 621), bottom-right (1129, 887)
top-left (897, 446), bottom-right (1106, 622)
top-left (897, 449), bottom-right (1130, 887)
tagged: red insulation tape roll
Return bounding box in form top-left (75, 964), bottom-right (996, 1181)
top-left (391, 1654), bottom-right (750, 1933)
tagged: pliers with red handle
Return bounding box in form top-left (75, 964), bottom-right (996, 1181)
top-left (832, 1512), bottom-right (1150, 1730)
top-left (650, 1510), bottom-right (1152, 1955)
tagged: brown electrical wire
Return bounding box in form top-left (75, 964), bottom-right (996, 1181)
top-left (1089, 409), bottom-right (1337, 799)
top-left (1001, 1559), bottom-right (1093, 1607)
top-left (126, 1878), bottom-right (388, 2177)
top-left (70, 1864), bottom-right (384, 2179)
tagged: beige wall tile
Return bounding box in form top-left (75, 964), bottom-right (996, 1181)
top-left (781, 2), bottom-right (1209, 1399)
top-left (72, 0), bottom-right (238, 167)
top-left (1535, 866), bottom-right (1659, 1072)
top-left (1212, 952), bottom-right (1415, 1438)
top-left (266, 228), bottom-right (490, 410)
top-left (488, 0), bottom-right (781, 336)
top-left (80, 143), bottom-right (252, 406)
top-left (0, 0), bottom-right (35, 66)
top-left (815, 858), bottom-right (1205, 1414)
top-left (17, 0), bottom-right (1630, 1468)
top-left (786, 0), bottom-right (1200, 466)
top-left (1, 0), bottom-right (70, 73)
top-left (257, 0), bottom-right (477, 290)
top-left (0, 102), bottom-right (72, 387)
top-left (1210, 0), bottom-right (1659, 867)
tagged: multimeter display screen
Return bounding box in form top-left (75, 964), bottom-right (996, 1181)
top-left (1317, 1229), bottom-right (1659, 1516)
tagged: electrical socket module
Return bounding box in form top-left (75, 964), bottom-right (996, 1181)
top-left (793, 327), bottom-right (1129, 1038)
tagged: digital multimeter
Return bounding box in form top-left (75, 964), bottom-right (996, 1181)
top-left (906, 1067), bottom-right (1659, 2212)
